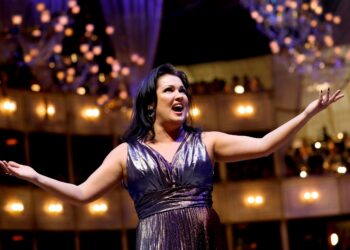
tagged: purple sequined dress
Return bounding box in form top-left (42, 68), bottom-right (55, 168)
top-left (126, 131), bottom-right (225, 250)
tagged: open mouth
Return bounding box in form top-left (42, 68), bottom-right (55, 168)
top-left (171, 103), bottom-right (184, 113)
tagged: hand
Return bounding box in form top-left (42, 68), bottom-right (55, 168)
top-left (0, 161), bottom-right (38, 182)
top-left (304, 89), bottom-right (344, 117)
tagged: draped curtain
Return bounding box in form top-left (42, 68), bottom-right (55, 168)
top-left (99, 0), bottom-right (163, 96)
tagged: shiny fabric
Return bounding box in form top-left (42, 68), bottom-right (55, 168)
top-left (126, 131), bottom-right (225, 249)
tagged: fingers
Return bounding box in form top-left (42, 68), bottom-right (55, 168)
top-left (329, 89), bottom-right (344, 103)
top-left (326, 88), bottom-right (330, 102)
top-left (318, 89), bottom-right (323, 105)
top-left (320, 88), bottom-right (344, 105)
top-left (0, 161), bottom-right (13, 176)
top-left (8, 161), bottom-right (20, 168)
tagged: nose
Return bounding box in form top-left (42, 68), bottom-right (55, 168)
top-left (175, 89), bottom-right (185, 100)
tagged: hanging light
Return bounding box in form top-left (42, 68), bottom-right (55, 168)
top-left (241, 0), bottom-right (345, 74)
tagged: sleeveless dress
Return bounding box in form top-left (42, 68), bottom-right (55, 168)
top-left (126, 131), bottom-right (225, 250)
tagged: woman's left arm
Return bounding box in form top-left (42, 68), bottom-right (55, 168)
top-left (206, 89), bottom-right (344, 162)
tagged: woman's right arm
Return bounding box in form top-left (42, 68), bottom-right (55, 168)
top-left (0, 143), bottom-right (127, 205)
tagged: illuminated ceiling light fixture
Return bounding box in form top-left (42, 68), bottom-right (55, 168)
top-left (241, 0), bottom-right (345, 74)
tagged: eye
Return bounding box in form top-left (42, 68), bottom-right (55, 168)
top-left (179, 88), bottom-right (188, 94)
top-left (164, 87), bottom-right (173, 92)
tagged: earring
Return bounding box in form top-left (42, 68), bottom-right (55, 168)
top-left (147, 105), bottom-right (155, 118)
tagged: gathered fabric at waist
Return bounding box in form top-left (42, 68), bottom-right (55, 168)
top-left (134, 186), bottom-right (212, 219)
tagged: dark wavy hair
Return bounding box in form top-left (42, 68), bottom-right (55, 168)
top-left (122, 63), bottom-right (196, 142)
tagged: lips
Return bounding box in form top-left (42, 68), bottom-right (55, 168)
top-left (171, 103), bottom-right (184, 112)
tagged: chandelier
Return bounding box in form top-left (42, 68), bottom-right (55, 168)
top-left (240, 0), bottom-right (349, 74)
top-left (0, 1), bottom-right (145, 111)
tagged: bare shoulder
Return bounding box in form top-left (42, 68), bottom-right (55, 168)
top-left (201, 131), bottom-right (225, 145)
top-left (106, 142), bottom-right (128, 168)
top-left (201, 131), bottom-right (223, 159)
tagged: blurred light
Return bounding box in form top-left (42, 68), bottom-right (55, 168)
top-left (79, 44), bottom-right (89, 53)
top-left (71, 53), bottom-right (78, 63)
top-left (4, 200), bottom-right (24, 215)
top-left (88, 200), bottom-right (108, 215)
top-left (76, 87), bottom-right (86, 95)
top-left (301, 191), bottom-right (319, 203)
top-left (54, 23), bottom-right (64, 33)
top-left (314, 141), bottom-right (322, 149)
top-left (235, 104), bottom-right (255, 118)
top-left (90, 64), bottom-right (99, 74)
top-left (330, 233), bottom-right (339, 246)
top-left (121, 67), bottom-right (130, 76)
top-left (234, 85), bottom-right (245, 94)
top-left (241, 0), bottom-right (343, 74)
top-left (53, 44), bottom-right (63, 54)
top-left (44, 201), bottom-right (64, 216)
top-left (84, 51), bottom-right (94, 61)
top-left (6, 138), bottom-right (18, 146)
top-left (36, 2), bottom-right (45, 12)
top-left (300, 170), bottom-right (308, 178)
top-left (245, 195), bottom-right (265, 207)
top-left (105, 26), bottom-right (114, 35)
top-left (337, 166), bottom-right (347, 174)
top-left (337, 132), bottom-right (344, 140)
top-left (11, 15), bottom-right (22, 25)
top-left (68, 0), bottom-right (77, 8)
top-left (36, 102), bottom-right (56, 118)
top-left (71, 5), bottom-right (80, 14)
top-left (58, 15), bottom-right (69, 25)
top-left (31, 84), bottom-right (41, 92)
top-left (85, 24), bottom-right (94, 32)
top-left (12, 235), bottom-right (24, 241)
top-left (119, 90), bottom-right (128, 100)
top-left (41, 10), bottom-right (51, 23)
top-left (0, 98), bottom-right (17, 115)
top-left (32, 29), bottom-right (42, 37)
top-left (190, 107), bottom-right (201, 117)
top-left (24, 54), bottom-right (32, 63)
top-left (81, 106), bottom-right (100, 121)
top-left (98, 73), bottom-right (106, 83)
top-left (93, 46), bottom-right (102, 55)
top-left (65, 28), bottom-right (74, 37)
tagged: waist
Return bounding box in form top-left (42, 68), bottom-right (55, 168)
top-left (133, 186), bottom-right (213, 219)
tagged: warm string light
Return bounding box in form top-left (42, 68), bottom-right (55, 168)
top-left (1, 1), bottom-right (145, 112)
top-left (241, 0), bottom-right (346, 74)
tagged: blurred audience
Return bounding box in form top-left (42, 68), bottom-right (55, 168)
top-left (191, 74), bottom-right (265, 95)
top-left (284, 127), bottom-right (350, 177)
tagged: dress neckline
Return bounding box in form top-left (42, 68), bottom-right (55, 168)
top-left (139, 132), bottom-right (190, 166)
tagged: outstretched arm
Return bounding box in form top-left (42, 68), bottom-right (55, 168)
top-left (0, 143), bottom-right (127, 205)
top-left (206, 89), bottom-right (344, 162)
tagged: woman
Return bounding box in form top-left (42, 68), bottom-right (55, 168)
top-left (0, 64), bottom-right (344, 249)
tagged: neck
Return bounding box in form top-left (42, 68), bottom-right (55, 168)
top-left (152, 123), bottom-right (185, 143)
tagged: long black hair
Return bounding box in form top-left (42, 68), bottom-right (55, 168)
top-left (122, 63), bottom-right (197, 143)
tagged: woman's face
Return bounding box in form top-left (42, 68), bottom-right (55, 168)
top-left (154, 74), bottom-right (189, 128)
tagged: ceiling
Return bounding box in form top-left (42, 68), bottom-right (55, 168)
top-left (154, 0), bottom-right (271, 66)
